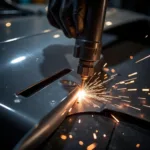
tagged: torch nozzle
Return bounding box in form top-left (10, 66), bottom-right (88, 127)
top-left (81, 76), bottom-right (88, 89)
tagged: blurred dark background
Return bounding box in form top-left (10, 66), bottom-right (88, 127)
top-left (0, 0), bottom-right (150, 17)
top-left (9, 0), bottom-right (150, 16)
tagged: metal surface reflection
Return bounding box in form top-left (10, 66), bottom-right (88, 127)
top-left (0, 103), bottom-right (15, 112)
top-left (53, 34), bottom-right (60, 38)
top-left (11, 56), bottom-right (26, 64)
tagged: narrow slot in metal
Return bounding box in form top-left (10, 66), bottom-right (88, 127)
top-left (17, 69), bottom-right (71, 97)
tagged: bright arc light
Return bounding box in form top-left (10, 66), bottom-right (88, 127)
top-left (11, 56), bottom-right (26, 64)
top-left (53, 34), bottom-right (60, 38)
top-left (77, 90), bottom-right (86, 100)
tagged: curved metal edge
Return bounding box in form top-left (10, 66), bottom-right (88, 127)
top-left (13, 87), bottom-right (79, 150)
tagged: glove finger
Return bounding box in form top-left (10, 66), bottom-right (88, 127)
top-left (73, 0), bottom-right (87, 35)
top-left (60, 0), bottom-right (76, 38)
top-left (47, 0), bottom-right (60, 29)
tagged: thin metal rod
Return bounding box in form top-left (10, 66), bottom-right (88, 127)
top-left (13, 87), bottom-right (79, 150)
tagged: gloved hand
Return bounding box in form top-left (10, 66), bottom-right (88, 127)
top-left (47, 0), bottom-right (86, 38)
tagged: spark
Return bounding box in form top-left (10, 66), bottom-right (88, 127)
top-left (111, 69), bottom-right (116, 73)
top-left (111, 114), bottom-right (119, 123)
top-left (111, 74), bottom-right (118, 78)
top-left (136, 55), bottom-right (150, 63)
top-left (138, 97), bottom-right (146, 100)
top-left (143, 105), bottom-right (150, 108)
top-left (93, 133), bottom-right (97, 139)
top-left (145, 35), bottom-right (148, 38)
top-left (80, 72), bottom-right (118, 104)
top-left (121, 100), bottom-right (131, 103)
top-left (60, 135), bottom-right (67, 140)
top-left (114, 104), bottom-right (120, 107)
top-left (104, 76), bottom-right (108, 80)
top-left (119, 96), bottom-right (129, 99)
top-left (128, 72), bottom-right (137, 77)
top-left (136, 144), bottom-right (140, 148)
top-left (103, 134), bottom-right (107, 138)
top-left (126, 104), bottom-right (141, 111)
top-left (142, 89), bottom-right (149, 92)
top-left (116, 78), bottom-right (137, 85)
top-left (127, 89), bottom-right (137, 91)
top-left (125, 80), bottom-right (134, 85)
top-left (130, 56), bottom-right (133, 59)
top-left (78, 119), bottom-right (81, 123)
top-left (61, 110), bottom-right (66, 116)
top-left (87, 143), bottom-right (97, 150)
top-left (103, 63), bottom-right (107, 67)
top-left (140, 114), bottom-right (144, 118)
top-left (96, 130), bottom-right (98, 133)
top-left (117, 88), bottom-right (127, 91)
top-left (119, 81), bottom-right (125, 84)
top-left (79, 141), bottom-right (84, 146)
top-left (69, 134), bottom-right (73, 139)
top-left (68, 108), bottom-right (72, 112)
top-left (104, 74), bottom-right (107, 77)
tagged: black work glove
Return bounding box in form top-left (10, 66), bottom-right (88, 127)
top-left (47, 0), bottom-right (86, 38)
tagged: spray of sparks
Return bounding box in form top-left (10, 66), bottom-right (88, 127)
top-left (76, 53), bottom-right (150, 119)
top-left (77, 71), bottom-right (117, 106)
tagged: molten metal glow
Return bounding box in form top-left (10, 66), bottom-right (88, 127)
top-left (87, 143), bottom-right (97, 150)
top-left (96, 130), bottom-right (98, 133)
top-left (93, 133), bottom-right (97, 139)
top-left (130, 56), bottom-right (133, 59)
top-left (125, 80), bottom-right (134, 85)
top-left (128, 72), bottom-right (137, 77)
top-left (103, 63), bottom-right (107, 67)
top-left (60, 135), bottom-right (67, 140)
top-left (111, 114), bottom-right (119, 123)
top-left (136, 144), bottom-right (140, 148)
top-left (77, 90), bottom-right (86, 100)
top-left (103, 134), bottom-right (107, 138)
top-left (127, 89), bottom-right (137, 91)
top-left (142, 89), bottom-right (149, 92)
top-left (69, 134), bottom-right (73, 139)
top-left (79, 141), bottom-right (84, 146)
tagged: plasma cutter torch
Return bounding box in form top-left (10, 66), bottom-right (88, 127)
top-left (73, 0), bottom-right (108, 87)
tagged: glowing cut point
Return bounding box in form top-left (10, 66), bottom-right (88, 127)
top-left (11, 56), bottom-right (26, 64)
top-left (77, 90), bottom-right (86, 101)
